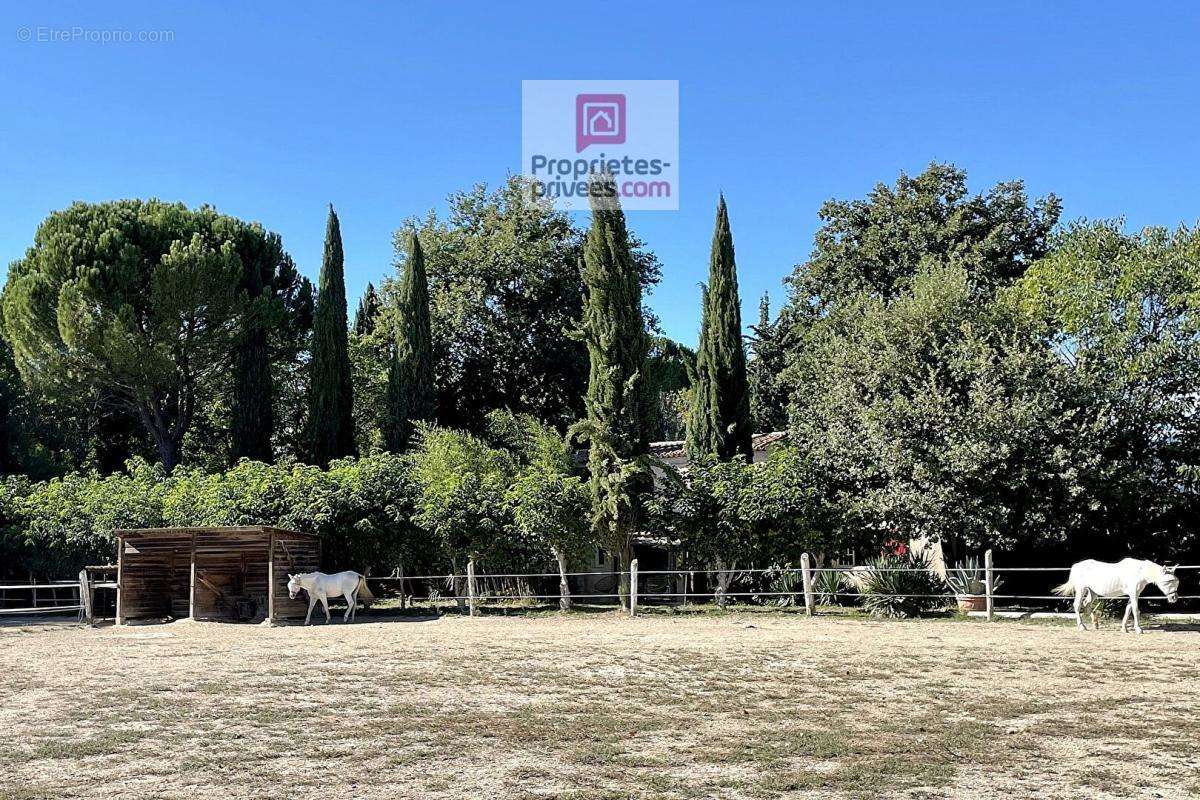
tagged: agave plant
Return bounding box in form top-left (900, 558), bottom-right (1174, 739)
top-left (857, 550), bottom-right (948, 618)
top-left (945, 556), bottom-right (1004, 596)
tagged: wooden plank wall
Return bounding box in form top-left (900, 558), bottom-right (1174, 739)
top-left (119, 534), bottom-right (190, 620)
top-left (270, 534), bottom-right (322, 620)
top-left (192, 531), bottom-right (271, 621)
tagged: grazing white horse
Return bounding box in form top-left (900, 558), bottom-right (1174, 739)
top-left (1054, 559), bottom-right (1179, 633)
top-left (287, 571), bottom-right (374, 625)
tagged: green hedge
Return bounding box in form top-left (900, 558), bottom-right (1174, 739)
top-left (0, 455), bottom-right (430, 580)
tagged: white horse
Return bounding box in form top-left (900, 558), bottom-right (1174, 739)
top-left (1054, 558), bottom-right (1179, 633)
top-left (287, 571), bottom-right (374, 625)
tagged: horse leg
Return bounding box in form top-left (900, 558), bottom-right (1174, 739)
top-left (1073, 589), bottom-right (1087, 630)
top-left (305, 595), bottom-right (316, 626)
top-left (344, 587), bottom-right (355, 623)
top-left (1122, 600), bottom-right (1133, 633)
top-left (320, 594), bottom-right (331, 624)
top-left (1090, 590), bottom-right (1101, 630)
top-left (1131, 592), bottom-right (1143, 634)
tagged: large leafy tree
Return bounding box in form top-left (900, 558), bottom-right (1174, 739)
top-left (500, 412), bottom-right (590, 610)
top-left (410, 422), bottom-right (516, 599)
top-left (786, 162), bottom-right (1061, 309)
top-left (385, 232), bottom-right (435, 452)
top-left (385, 176), bottom-right (661, 431)
top-left (786, 263), bottom-right (1074, 559)
top-left (572, 178), bottom-right (653, 607)
top-left (229, 227), bottom-right (313, 464)
top-left (772, 165), bottom-right (1069, 558)
top-left (687, 195), bottom-right (752, 462)
top-left (1010, 222), bottom-right (1200, 559)
top-left (2, 200), bottom-right (252, 469)
top-left (307, 206), bottom-right (356, 466)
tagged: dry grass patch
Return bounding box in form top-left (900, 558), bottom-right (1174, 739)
top-left (1, 613), bottom-right (1197, 799)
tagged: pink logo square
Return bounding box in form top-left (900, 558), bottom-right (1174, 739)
top-left (575, 93), bottom-right (626, 152)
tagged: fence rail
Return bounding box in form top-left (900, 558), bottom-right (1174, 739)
top-left (365, 552), bottom-right (1200, 620)
top-left (7, 552), bottom-right (1196, 621)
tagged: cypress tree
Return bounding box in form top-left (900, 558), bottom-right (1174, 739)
top-left (686, 194), bottom-right (752, 463)
top-left (307, 205), bottom-right (356, 466)
top-left (384, 233), bottom-right (435, 451)
top-left (572, 175), bottom-right (651, 608)
top-left (230, 229), bottom-right (279, 464)
top-left (353, 282), bottom-right (380, 336)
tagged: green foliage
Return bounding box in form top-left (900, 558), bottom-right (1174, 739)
top-left (783, 260), bottom-right (1074, 557)
top-left (787, 162), bottom-right (1061, 306)
top-left (857, 551), bottom-right (947, 618)
top-left (231, 231), bottom-right (313, 465)
top-left (2, 200), bottom-right (254, 469)
top-left (645, 336), bottom-right (695, 440)
top-left (1, 454), bottom-right (422, 580)
top-left (409, 423), bottom-right (516, 561)
top-left (307, 206), bottom-right (356, 466)
top-left (1009, 221), bottom-right (1200, 557)
top-left (687, 195), bottom-right (752, 462)
top-left (384, 176), bottom-right (661, 431)
top-left (385, 232), bottom-right (435, 452)
top-left (353, 282), bottom-right (381, 336)
top-left (649, 454), bottom-right (754, 568)
top-left (504, 414), bottom-right (590, 568)
top-left (747, 293), bottom-right (788, 434)
top-left (573, 177), bottom-right (653, 585)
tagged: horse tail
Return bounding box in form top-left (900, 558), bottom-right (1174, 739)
top-left (356, 574), bottom-right (375, 608)
top-left (1053, 580), bottom-right (1075, 596)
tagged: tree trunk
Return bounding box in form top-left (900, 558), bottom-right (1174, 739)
top-left (554, 549), bottom-right (572, 611)
top-left (617, 542), bottom-right (633, 610)
top-left (714, 555), bottom-right (734, 608)
top-left (450, 556), bottom-right (466, 612)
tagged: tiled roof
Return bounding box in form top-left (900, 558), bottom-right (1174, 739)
top-left (649, 430), bottom-right (787, 461)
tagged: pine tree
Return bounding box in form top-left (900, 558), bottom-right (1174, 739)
top-left (307, 205), bottom-right (356, 466)
top-left (385, 233), bottom-right (435, 451)
top-left (571, 176), bottom-right (651, 608)
top-left (686, 194), bottom-right (752, 463)
top-left (353, 282), bottom-right (381, 336)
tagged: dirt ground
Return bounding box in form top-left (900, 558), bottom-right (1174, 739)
top-left (1, 609), bottom-right (1198, 800)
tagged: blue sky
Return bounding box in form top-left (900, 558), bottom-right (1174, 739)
top-left (3, 2), bottom-right (1200, 346)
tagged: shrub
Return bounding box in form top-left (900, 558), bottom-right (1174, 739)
top-left (1, 454), bottom-right (426, 579)
top-left (857, 550), bottom-right (947, 618)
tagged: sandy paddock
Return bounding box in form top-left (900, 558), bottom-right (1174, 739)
top-left (1, 610), bottom-right (1197, 799)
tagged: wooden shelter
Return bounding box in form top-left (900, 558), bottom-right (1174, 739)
top-left (115, 526), bottom-right (320, 624)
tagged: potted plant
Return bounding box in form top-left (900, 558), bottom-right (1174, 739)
top-left (946, 557), bottom-right (1002, 612)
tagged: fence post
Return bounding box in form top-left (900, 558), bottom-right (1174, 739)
top-left (630, 558), bottom-right (638, 618)
top-left (467, 558), bottom-right (477, 617)
top-left (985, 549), bottom-right (994, 622)
top-left (398, 562), bottom-right (406, 610)
top-left (78, 569), bottom-right (92, 625)
top-left (801, 553), bottom-right (815, 616)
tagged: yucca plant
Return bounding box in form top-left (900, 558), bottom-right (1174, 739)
top-left (761, 566), bottom-right (802, 606)
top-left (813, 568), bottom-right (845, 605)
top-left (858, 550), bottom-right (947, 618)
